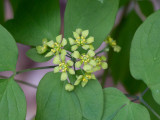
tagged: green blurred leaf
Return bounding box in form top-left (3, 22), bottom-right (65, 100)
top-left (36, 72), bottom-right (104, 120)
top-left (0, 25), bottom-right (18, 72)
top-left (102, 88), bottom-right (150, 120)
top-left (130, 10), bottom-right (160, 104)
top-left (0, 0), bottom-right (4, 24)
top-left (143, 89), bottom-right (160, 120)
top-left (5, 0), bottom-right (61, 46)
top-left (119, 0), bottom-right (129, 7)
top-left (109, 11), bottom-right (145, 94)
top-left (0, 78), bottom-right (26, 120)
top-left (64, 0), bottom-right (119, 51)
top-left (138, 1), bottom-right (154, 17)
top-left (9, 0), bottom-right (20, 13)
top-left (26, 48), bottom-right (53, 63)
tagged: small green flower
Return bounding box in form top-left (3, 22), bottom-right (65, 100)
top-left (44, 35), bottom-right (67, 57)
top-left (36, 38), bottom-right (48, 54)
top-left (93, 56), bottom-right (108, 72)
top-left (53, 55), bottom-right (75, 81)
top-left (65, 84), bottom-right (74, 91)
top-left (105, 36), bottom-right (121, 53)
top-left (74, 73), bottom-right (96, 87)
top-left (69, 28), bottom-right (94, 51)
top-left (72, 50), bottom-right (96, 72)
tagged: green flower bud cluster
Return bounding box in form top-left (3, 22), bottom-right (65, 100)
top-left (105, 36), bottom-right (121, 53)
top-left (36, 29), bottom-right (110, 92)
top-left (69, 29), bottom-right (94, 51)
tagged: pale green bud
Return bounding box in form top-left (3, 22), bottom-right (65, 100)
top-left (73, 32), bottom-right (80, 39)
top-left (72, 51), bottom-right (80, 59)
top-left (89, 45), bottom-right (94, 50)
top-left (71, 45), bottom-right (78, 51)
top-left (54, 66), bottom-right (60, 73)
top-left (82, 45), bottom-right (90, 50)
top-left (101, 62), bottom-right (108, 69)
top-left (36, 46), bottom-right (47, 54)
top-left (82, 30), bottom-right (89, 38)
top-left (76, 28), bottom-right (82, 34)
top-left (69, 68), bottom-right (75, 75)
top-left (89, 60), bottom-right (96, 66)
top-left (61, 38), bottom-right (67, 46)
top-left (91, 74), bottom-right (96, 79)
top-left (61, 49), bottom-right (67, 56)
top-left (56, 35), bottom-right (62, 43)
top-left (45, 51), bottom-right (54, 57)
top-left (75, 61), bottom-right (82, 68)
top-left (93, 66), bottom-right (101, 72)
top-left (60, 54), bottom-right (66, 61)
top-left (69, 38), bottom-right (76, 45)
top-left (113, 46), bottom-right (121, 52)
top-left (65, 84), bottom-right (74, 92)
top-left (61, 72), bottom-right (68, 81)
top-left (67, 60), bottom-right (74, 66)
top-left (83, 64), bottom-right (92, 71)
top-left (74, 78), bottom-right (82, 85)
top-left (46, 40), bottom-right (54, 47)
top-left (81, 80), bottom-right (88, 87)
top-left (88, 50), bottom-right (95, 57)
top-left (87, 37), bottom-right (94, 44)
top-left (101, 56), bottom-right (107, 61)
top-left (42, 38), bottom-right (48, 44)
top-left (53, 55), bottom-right (61, 64)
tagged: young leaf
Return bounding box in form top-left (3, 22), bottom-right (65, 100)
top-left (102, 88), bottom-right (150, 120)
top-left (0, 78), bottom-right (26, 120)
top-left (130, 10), bottom-right (160, 104)
top-left (0, 25), bottom-right (18, 72)
top-left (108, 11), bottom-right (145, 94)
top-left (5, 0), bottom-right (61, 46)
top-left (64, 0), bottom-right (119, 51)
top-left (26, 48), bottom-right (53, 63)
top-left (36, 72), bottom-right (82, 120)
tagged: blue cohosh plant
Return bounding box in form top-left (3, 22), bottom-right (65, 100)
top-left (36, 29), bottom-right (120, 92)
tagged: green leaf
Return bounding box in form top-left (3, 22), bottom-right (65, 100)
top-left (130, 10), bottom-right (160, 104)
top-left (142, 89), bottom-right (160, 120)
top-left (9, 0), bottom-right (20, 13)
top-left (0, 77), bottom-right (26, 120)
top-left (0, 25), bottom-right (18, 72)
top-left (138, 1), bottom-right (154, 17)
top-left (36, 72), bottom-right (104, 120)
top-left (36, 72), bottom-right (82, 120)
top-left (119, 0), bottom-right (129, 7)
top-left (69, 72), bottom-right (104, 120)
top-left (109, 11), bottom-right (145, 94)
top-left (64, 0), bottom-right (119, 51)
top-left (26, 48), bottom-right (53, 63)
top-left (5, 0), bottom-right (61, 46)
top-left (0, 0), bottom-right (4, 24)
top-left (102, 88), bottom-right (150, 120)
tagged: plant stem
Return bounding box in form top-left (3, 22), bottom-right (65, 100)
top-left (141, 88), bottom-right (149, 97)
top-left (16, 65), bottom-right (57, 75)
top-left (96, 49), bottom-right (105, 55)
top-left (0, 75), bottom-right (37, 88)
top-left (140, 97), bottom-right (160, 119)
top-left (101, 68), bottom-right (109, 88)
top-left (16, 80), bottom-right (37, 88)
